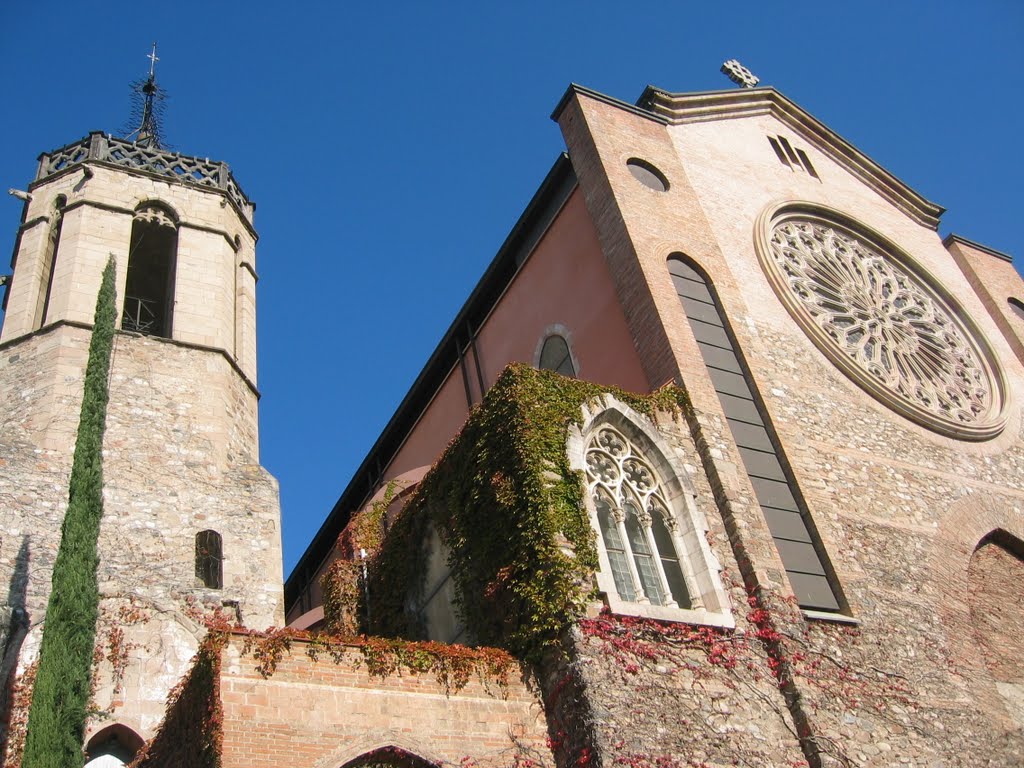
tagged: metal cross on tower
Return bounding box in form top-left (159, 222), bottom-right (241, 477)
top-left (125, 42), bottom-right (167, 149)
top-left (147, 42), bottom-right (160, 78)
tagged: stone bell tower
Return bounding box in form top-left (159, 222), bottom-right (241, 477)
top-left (0, 56), bottom-right (283, 761)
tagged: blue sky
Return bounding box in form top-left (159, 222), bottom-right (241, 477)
top-left (2, 1), bottom-right (1021, 575)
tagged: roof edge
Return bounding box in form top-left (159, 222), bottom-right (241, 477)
top-left (943, 233), bottom-right (1014, 263)
top-left (284, 153), bottom-right (578, 604)
top-left (551, 83), bottom-right (668, 125)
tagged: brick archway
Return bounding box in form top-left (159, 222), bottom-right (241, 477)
top-left (315, 735), bottom-right (444, 768)
top-left (340, 746), bottom-right (438, 768)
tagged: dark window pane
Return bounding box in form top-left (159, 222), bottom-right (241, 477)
top-left (750, 476), bottom-right (799, 511)
top-left (688, 318), bottom-right (733, 349)
top-left (539, 335), bottom-right (576, 377)
top-left (788, 572), bottom-right (841, 612)
top-left (195, 530), bottom-right (223, 589)
top-left (624, 501), bottom-right (665, 605)
top-left (651, 513), bottom-right (690, 608)
top-left (596, 494), bottom-right (635, 601)
top-left (776, 539), bottom-right (827, 576)
top-left (737, 446), bottom-right (787, 482)
top-left (671, 274), bottom-right (715, 304)
top-left (727, 419), bottom-right (774, 451)
top-left (718, 393), bottom-right (764, 425)
top-left (707, 367), bottom-right (754, 400)
top-left (679, 295), bottom-right (724, 326)
top-left (698, 343), bottom-right (743, 374)
top-left (762, 507), bottom-right (813, 543)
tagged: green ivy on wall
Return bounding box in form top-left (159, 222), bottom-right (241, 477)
top-left (325, 364), bottom-right (691, 662)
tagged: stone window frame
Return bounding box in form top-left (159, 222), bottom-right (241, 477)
top-left (534, 322), bottom-right (580, 378)
top-left (567, 394), bottom-right (733, 628)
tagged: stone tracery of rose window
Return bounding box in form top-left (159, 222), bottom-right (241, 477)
top-left (758, 208), bottom-right (1004, 439)
top-left (585, 426), bottom-right (692, 608)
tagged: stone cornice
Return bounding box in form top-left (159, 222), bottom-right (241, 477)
top-left (639, 86), bottom-right (945, 230)
top-left (55, 197), bottom-right (247, 251)
top-left (0, 320), bottom-right (260, 398)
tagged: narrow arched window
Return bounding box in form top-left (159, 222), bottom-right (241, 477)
top-left (586, 424), bottom-right (690, 608)
top-left (35, 195), bottom-right (66, 329)
top-left (539, 334), bottom-right (576, 377)
top-left (123, 203), bottom-right (178, 338)
top-left (195, 530), bottom-right (223, 589)
top-left (668, 254), bottom-right (843, 613)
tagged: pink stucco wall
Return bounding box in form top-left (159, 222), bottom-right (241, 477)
top-left (384, 187), bottom-right (647, 481)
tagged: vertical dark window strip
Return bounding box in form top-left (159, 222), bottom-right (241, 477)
top-left (668, 256), bottom-right (843, 612)
top-left (795, 148), bottom-right (820, 179)
top-left (767, 137), bottom-right (791, 169)
top-left (38, 211), bottom-right (64, 328)
top-left (195, 530), bottom-right (223, 590)
top-left (777, 136), bottom-right (802, 166)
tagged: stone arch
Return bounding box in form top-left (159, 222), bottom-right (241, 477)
top-left (567, 393), bottom-right (732, 625)
top-left (84, 722), bottom-right (145, 765)
top-left (340, 746), bottom-right (439, 767)
top-left (314, 733), bottom-right (444, 768)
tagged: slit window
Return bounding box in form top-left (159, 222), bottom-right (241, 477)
top-left (123, 203), bottom-right (178, 338)
top-left (195, 530), bottom-right (223, 589)
top-left (36, 195), bottom-right (66, 329)
top-left (768, 136), bottom-right (820, 179)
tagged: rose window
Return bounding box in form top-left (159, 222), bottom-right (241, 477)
top-left (756, 205), bottom-right (1004, 440)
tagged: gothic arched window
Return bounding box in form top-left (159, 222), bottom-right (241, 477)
top-left (586, 424), bottom-right (690, 608)
top-left (123, 202), bottom-right (178, 338)
top-left (195, 530), bottom-right (223, 590)
top-left (569, 396), bottom-right (732, 626)
top-left (538, 334), bottom-right (576, 377)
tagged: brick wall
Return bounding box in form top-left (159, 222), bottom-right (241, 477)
top-left (217, 634), bottom-right (550, 768)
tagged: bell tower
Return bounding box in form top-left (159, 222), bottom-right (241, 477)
top-left (0, 53), bottom-right (282, 760)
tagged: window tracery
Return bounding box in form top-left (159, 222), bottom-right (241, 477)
top-left (586, 425), bottom-right (691, 609)
top-left (756, 203), bottom-right (1005, 440)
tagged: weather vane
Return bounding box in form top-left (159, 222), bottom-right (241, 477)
top-left (720, 59), bottom-right (759, 88)
top-left (124, 42), bottom-right (168, 149)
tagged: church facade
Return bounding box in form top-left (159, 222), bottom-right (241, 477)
top-left (0, 73), bottom-right (1022, 767)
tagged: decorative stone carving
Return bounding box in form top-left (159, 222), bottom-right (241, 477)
top-left (755, 202), bottom-right (1005, 440)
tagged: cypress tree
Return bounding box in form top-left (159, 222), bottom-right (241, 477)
top-left (23, 257), bottom-right (117, 768)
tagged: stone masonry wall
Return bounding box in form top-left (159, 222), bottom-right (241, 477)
top-left (0, 324), bottom-right (283, 742)
top-left (558, 89), bottom-right (1024, 766)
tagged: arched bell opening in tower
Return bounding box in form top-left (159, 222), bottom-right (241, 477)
top-left (123, 202), bottom-right (178, 338)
